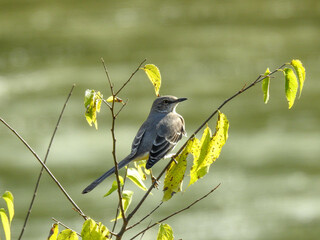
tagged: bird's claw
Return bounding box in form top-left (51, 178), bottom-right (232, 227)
top-left (151, 176), bottom-right (160, 189)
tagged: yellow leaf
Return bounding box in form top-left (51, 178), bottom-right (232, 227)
top-left (283, 68), bottom-right (298, 109)
top-left (188, 112), bottom-right (229, 187)
top-left (127, 168), bottom-right (148, 191)
top-left (48, 224), bottom-right (59, 240)
top-left (157, 223), bottom-right (174, 240)
top-left (103, 176), bottom-right (124, 197)
top-left (162, 139), bottom-right (194, 201)
top-left (2, 191), bottom-right (14, 225)
top-left (262, 68), bottom-right (271, 104)
top-left (141, 64), bottom-right (161, 96)
top-left (81, 219), bottom-right (110, 240)
top-left (57, 229), bottom-right (78, 240)
top-left (84, 90), bottom-right (103, 129)
top-left (291, 59), bottom-right (306, 98)
top-left (106, 96), bottom-right (123, 103)
top-left (0, 208), bottom-right (10, 240)
top-left (134, 160), bottom-right (150, 180)
top-left (112, 190), bottom-right (133, 221)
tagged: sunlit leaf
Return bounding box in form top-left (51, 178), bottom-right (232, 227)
top-left (104, 176), bottom-right (124, 197)
top-left (141, 64), bottom-right (161, 96)
top-left (81, 219), bottom-right (110, 240)
top-left (262, 68), bottom-right (271, 104)
top-left (127, 168), bottom-right (147, 191)
top-left (163, 139), bottom-right (194, 201)
top-left (84, 89), bottom-right (103, 129)
top-left (188, 112), bottom-right (229, 187)
top-left (57, 229), bottom-right (78, 240)
top-left (0, 208), bottom-right (10, 240)
top-left (81, 219), bottom-right (95, 240)
top-left (283, 68), bottom-right (298, 109)
top-left (106, 96), bottom-right (123, 104)
top-left (134, 160), bottom-right (150, 179)
top-left (291, 59), bottom-right (306, 98)
top-left (2, 192), bottom-right (14, 225)
top-left (157, 223), bottom-right (174, 240)
top-left (112, 190), bottom-right (133, 221)
top-left (48, 224), bottom-right (59, 240)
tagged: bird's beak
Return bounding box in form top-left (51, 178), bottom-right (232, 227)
top-left (176, 97), bottom-right (188, 103)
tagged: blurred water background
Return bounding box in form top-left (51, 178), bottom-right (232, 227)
top-left (0, 0), bottom-right (319, 239)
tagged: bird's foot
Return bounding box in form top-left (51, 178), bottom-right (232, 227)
top-left (151, 176), bottom-right (160, 189)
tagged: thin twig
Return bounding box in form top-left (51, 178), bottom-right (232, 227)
top-left (101, 58), bottom-right (114, 93)
top-left (115, 59), bottom-right (146, 96)
top-left (115, 99), bottom-right (128, 118)
top-left (139, 220), bottom-right (152, 240)
top-left (18, 85), bottom-right (76, 240)
top-left (0, 118), bottom-right (87, 220)
top-left (98, 93), bottom-right (112, 109)
top-left (52, 217), bottom-right (81, 236)
top-left (101, 58), bottom-right (127, 226)
top-left (127, 202), bottom-right (163, 230)
top-left (130, 184), bottom-right (221, 240)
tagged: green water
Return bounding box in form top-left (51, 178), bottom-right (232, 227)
top-left (0, 0), bottom-right (319, 239)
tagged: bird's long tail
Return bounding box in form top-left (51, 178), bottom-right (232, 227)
top-left (82, 156), bottom-right (132, 194)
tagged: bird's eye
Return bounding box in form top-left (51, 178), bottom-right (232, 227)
top-left (163, 100), bottom-right (169, 104)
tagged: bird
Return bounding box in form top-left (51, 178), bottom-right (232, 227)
top-left (82, 95), bottom-right (187, 194)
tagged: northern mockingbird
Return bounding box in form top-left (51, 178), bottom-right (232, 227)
top-left (82, 95), bottom-right (187, 194)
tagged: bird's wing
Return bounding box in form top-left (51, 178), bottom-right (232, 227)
top-left (129, 127), bottom-right (146, 158)
top-left (146, 115), bottom-right (185, 169)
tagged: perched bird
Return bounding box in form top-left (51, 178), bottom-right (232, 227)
top-left (82, 95), bottom-right (187, 194)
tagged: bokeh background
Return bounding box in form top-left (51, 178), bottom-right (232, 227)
top-left (1, 0), bottom-right (319, 239)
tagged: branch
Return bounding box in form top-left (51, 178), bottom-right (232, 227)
top-left (18, 84), bottom-right (76, 240)
top-left (115, 99), bottom-right (129, 118)
top-left (115, 59), bottom-right (146, 96)
top-left (101, 58), bottom-right (127, 224)
top-left (172, 63), bottom-right (286, 160)
top-left (130, 184), bottom-right (221, 240)
top-left (126, 202), bottom-right (163, 231)
top-left (0, 118), bottom-right (87, 220)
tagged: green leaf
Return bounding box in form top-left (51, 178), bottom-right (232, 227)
top-left (0, 208), bottom-right (10, 240)
top-left (81, 219), bottom-right (110, 240)
top-left (141, 64), bottom-right (161, 96)
top-left (163, 139), bottom-right (194, 201)
top-left (283, 68), bottom-right (298, 109)
top-left (157, 223), bottom-right (174, 240)
top-left (84, 89), bottom-right (103, 129)
top-left (57, 229), bottom-right (78, 240)
top-left (291, 59), bottom-right (306, 98)
top-left (188, 112), bottom-right (229, 187)
top-left (127, 168), bottom-right (147, 191)
top-left (262, 68), bottom-right (271, 104)
top-left (2, 192), bottom-right (14, 225)
top-left (112, 190), bottom-right (133, 221)
top-left (48, 224), bottom-right (59, 240)
top-left (104, 176), bottom-right (124, 197)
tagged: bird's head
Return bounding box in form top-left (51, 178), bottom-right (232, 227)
top-left (152, 95), bottom-right (187, 113)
